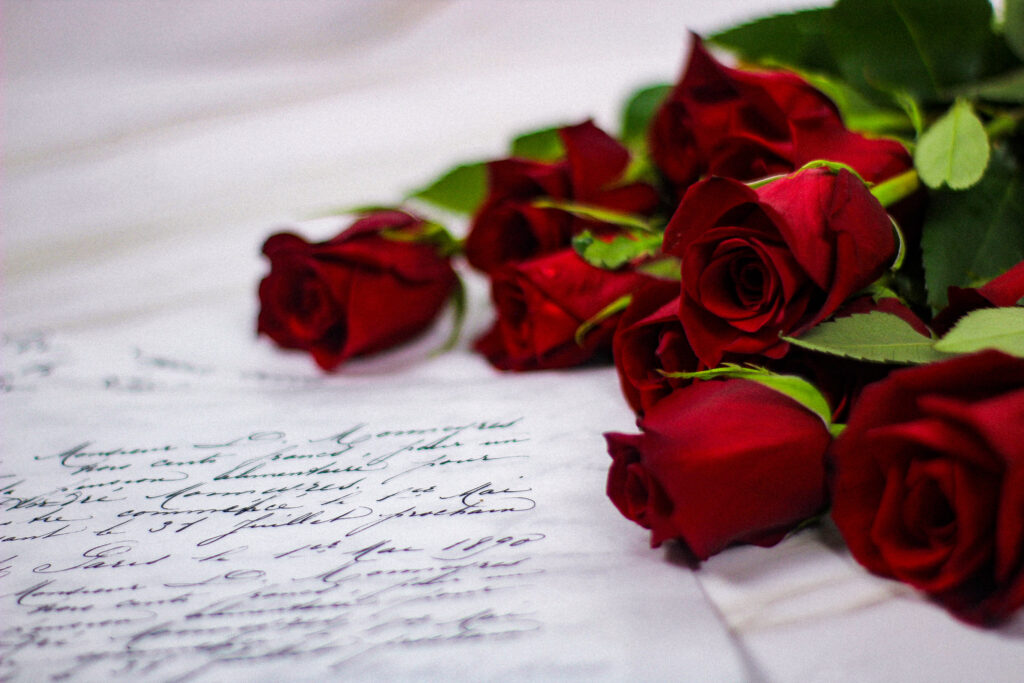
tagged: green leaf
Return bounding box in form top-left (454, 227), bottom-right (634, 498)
top-left (620, 84), bottom-right (672, 147)
top-left (952, 67), bottom-right (1024, 103)
top-left (510, 127), bottom-right (565, 162)
top-left (410, 162), bottom-right (487, 215)
top-left (800, 71), bottom-right (913, 135)
top-left (533, 198), bottom-right (657, 232)
top-left (572, 229), bottom-right (663, 270)
top-left (921, 148), bottom-right (1024, 309)
top-left (782, 311), bottom-right (945, 364)
top-left (1007, 0), bottom-right (1024, 61)
top-left (914, 99), bottom-right (990, 190)
top-left (933, 307), bottom-right (1024, 357)
top-left (709, 8), bottom-right (839, 75)
top-left (824, 0), bottom-right (1000, 102)
top-left (636, 257), bottom-right (681, 280)
top-left (665, 365), bottom-right (835, 427)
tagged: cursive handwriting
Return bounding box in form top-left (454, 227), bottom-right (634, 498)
top-left (2, 418), bottom-right (544, 681)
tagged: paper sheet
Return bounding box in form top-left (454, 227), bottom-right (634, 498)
top-left (0, 320), bottom-right (749, 681)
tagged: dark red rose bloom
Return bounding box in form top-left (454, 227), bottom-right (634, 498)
top-left (932, 260), bottom-right (1024, 335)
top-left (257, 210), bottom-right (457, 371)
top-left (612, 278), bottom-right (703, 416)
top-left (474, 249), bottom-right (647, 371)
top-left (663, 167), bottom-right (897, 366)
top-left (650, 36), bottom-right (910, 195)
top-left (772, 296), bottom-right (932, 422)
top-left (830, 351), bottom-right (1024, 625)
top-left (605, 378), bottom-right (831, 559)
top-left (465, 120), bottom-right (659, 273)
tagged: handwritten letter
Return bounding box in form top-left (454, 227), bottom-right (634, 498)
top-left (0, 331), bottom-right (745, 681)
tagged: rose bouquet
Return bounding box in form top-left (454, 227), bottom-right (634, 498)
top-left (256, 0), bottom-right (1024, 625)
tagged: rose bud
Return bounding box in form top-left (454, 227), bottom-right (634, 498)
top-left (932, 260), bottom-right (1024, 335)
top-left (474, 249), bottom-right (647, 371)
top-left (465, 120), bottom-right (659, 273)
top-left (257, 210), bottom-right (458, 371)
top-left (650, 35), bottom-right (910, 195)
top-left (612, 278), bottom-right (703, 416)
top-left (663, 167), bottom-right (897, 367)
top-left (605, 378), bottom-right (831, 560)
top-left (829, 351), bottom-right (1024, 625)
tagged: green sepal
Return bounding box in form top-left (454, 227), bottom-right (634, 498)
top-left (380, 219), bottom-right (462, 258)
top-left (532, 198), bottom-right (658, 232)
top-left (662, 364), bottom-right (835, 428)
top-left (933, 307), bottom-right (1024, 358)
top-left (914, 99), bottom-right (990, 191)
top-left (888, 216), bottom-right (907, 272)
top-left (797, 159), bottom-right (868, 182)
top-left (409, 162), bottom-right (488, 215)
top-left (574, 294), bottom-right (632, 347)
top-left (572, 229), bottom-right (663, 270)
top-left (869, 168), bottom-right (920, 207)
top-left (782, 311), bottom-right (945, 364)
top-left (510, 126), bottom-right (565, 162)
top-left (433, 275), bottom-right (467, 356)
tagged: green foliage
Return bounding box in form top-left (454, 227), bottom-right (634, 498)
top-left (410, 162), bottom-right (488, 215)
top-left (783, 311), bottom-right (945, 364)
top-left (620, 84), bottom-right (672, 148)
top-left (572, 229), bottom-right (663, 270)
top-left (710, 0), bottom-right (1021, 110)
top-left (535, 199), bottom-right (656, 232)
top-left (510, 127), bottom-right (565, 162)
top-left (921, 149), bottom-right (1024, 310)
top-left (709, 8), bottom-right (838, 74)
top-left (914, 99), bottom-right (990, 190)
top-left (825, 0), bottom-right (1000, 102)
top-left (933, 307), bottom-right (1024, 357)
top-left (1006, 0), bottom-right (1024, 62)
top-left (953, 68), bottom-right (1024, 103)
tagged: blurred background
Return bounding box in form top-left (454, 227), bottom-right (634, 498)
top-left (3, 0), bottom-right (820, 331)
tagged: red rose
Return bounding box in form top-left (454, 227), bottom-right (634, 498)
top-left (257, 210), bottom-right (457, 371)
top-left (829, 351), bottom-right (1024, 624)
top-left (932, 260), bottom-right (1024, 335)
top-left (605, 378), bottom-right (831, 559)
top-left (465, 120), bottom-right (659, 273)
top-left (612, 278), bottom-right (702, 416)
top-left (663, 167), bottom-right (897, 366)
top-left (650, 36), bottom-right (910, 195)
top-left (474, 249), bottom-right (647, 371)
